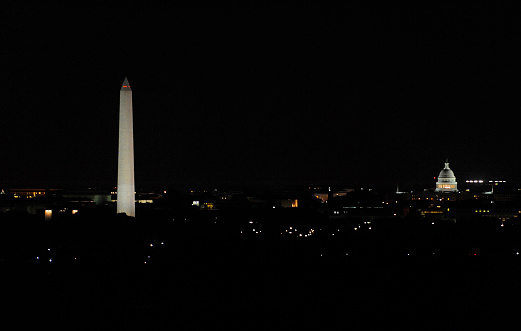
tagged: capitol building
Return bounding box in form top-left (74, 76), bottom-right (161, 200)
top-left (435, 159), bottom-right (458, 192)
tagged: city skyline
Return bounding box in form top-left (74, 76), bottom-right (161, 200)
top-left (2, 3), bottom-right (521, 189)
top-left (3, 5), bottom-right (521, 329)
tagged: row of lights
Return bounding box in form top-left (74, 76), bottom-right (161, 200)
top-left (466, 180), bottom-right (506, 183)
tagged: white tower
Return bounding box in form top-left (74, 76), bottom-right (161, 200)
top-left (435, 159), bottom-right (458, 193)
top-left (117, 77), bottom-right (135, 216)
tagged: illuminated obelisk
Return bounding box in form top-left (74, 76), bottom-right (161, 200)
top-left (117, 77), bottom-right (135, 216)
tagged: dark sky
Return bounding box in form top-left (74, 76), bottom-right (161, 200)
top-left (2, 2), bottom-right (521, 191)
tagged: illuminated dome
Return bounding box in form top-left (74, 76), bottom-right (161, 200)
top-left (438, 167), bottom-right (455, 180)
top-left (435, 160), bottom-right (458, 192)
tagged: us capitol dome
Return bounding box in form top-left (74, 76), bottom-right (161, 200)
top-left (435, 159), bottom-right (458, 192)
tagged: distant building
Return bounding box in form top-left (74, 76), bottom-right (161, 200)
top-left (279, 199), bottom-right (298, 208)
top-left (464, 180), bottom-right (507, 194)
top-left (7, 188), bottom-right (50, 198)
top-left (331, 188), bottom-right (355, 197)
top-left (313, 193), bottom-right (329, 203)
top-left (310, 187), bottom-right (354, 203)
top-left (191, 198), bottom-right (216, 210)
top-left (435, 160), bottom-right (458, 192)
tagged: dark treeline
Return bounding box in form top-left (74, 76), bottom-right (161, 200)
top-left (2, 207), bottom-right (521, 329)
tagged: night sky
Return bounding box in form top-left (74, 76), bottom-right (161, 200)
top-left (2, 2), bottom-right (521, 190)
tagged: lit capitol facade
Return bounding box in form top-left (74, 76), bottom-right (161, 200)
top-left (435, 159), bottom-right (458, 192)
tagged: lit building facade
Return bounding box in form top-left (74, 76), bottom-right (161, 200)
top-left (8, 188), bottom-right (46, 198)
top-left (435, 160), bottom-right (458, 192)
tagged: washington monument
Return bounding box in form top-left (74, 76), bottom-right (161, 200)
top-left (117, 77), bottom-right (135, 216)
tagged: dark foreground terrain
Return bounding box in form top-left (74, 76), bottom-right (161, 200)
top-left (2, 208), bottom-right (521, 330)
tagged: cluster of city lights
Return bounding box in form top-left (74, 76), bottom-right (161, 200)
top-left (280, 226), bottom-right (315, 238)
top-left (354, 221), bottom-right (372, 231)
top-left (33, 242), bottom-right (170, 266)
top-left (240, 220), bottom-right (262, 235)
top-left (35, 248), bottom-right (80, 264)
top-left (144, 240), bottom-right (165, 264)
